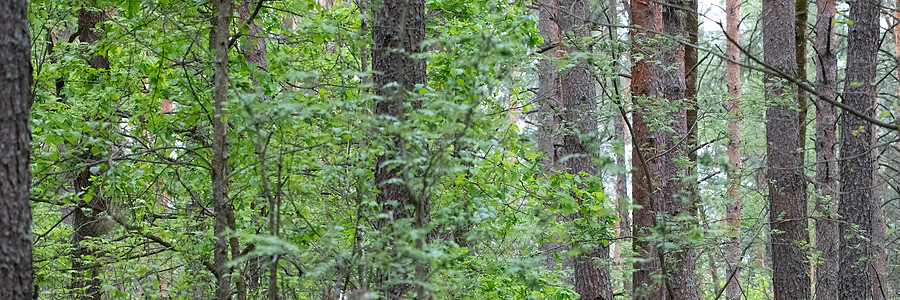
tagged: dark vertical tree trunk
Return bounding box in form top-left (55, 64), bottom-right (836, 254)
top-left (659, 2), bottom-right (700, 299)
top-left (796, 0), bottom-right (808, 163)
top-left (630, 0), bottom-right (664, 297)
top-left (70, 8), bottom-right (113, 300)
top-left (210, 1), bottom-right (234, 299)
top-left (724, 0), bottom-right (742, 298)
top-left (0, 0), bottom-right (33, 299)
top-left (838, 0), bottom-right (881, 298)
top-left (371, 0), bottom-right (427, 298)
top-left (762, 0), bottom-right (809, 299)
top-left (555, 1), bottom-right (614, 298)
top-left (813, 0), bottom-right (837, 298)
top-left (536, 0), bottom-right (574, 285)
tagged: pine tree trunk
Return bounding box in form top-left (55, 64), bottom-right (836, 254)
top-left (724, 0), bottom-right (743, 298)
top-left (660, 2), bottom-right (700, 298)
top-left (630, 0), bottom-right (664, 296)
top-left (837, 0), bottom-right (880, 298)
top-left (762, 0), bottom-right (810, 298)
top-left (0, 0), bottom-right (33, 298)
top-left (796, 0), bottom-right (808, 163)
top-left (557, 1), bottom-right (614, 298)
top-left (371, 0), bottom-right (427, 297)
top-left (70, 8), bottom-right (114, 300)
top-left (210, 1), bottom-right (234, 299)
top-left (813, 0), bottom-right (837, 298)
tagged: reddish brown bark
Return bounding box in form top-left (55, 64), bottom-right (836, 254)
top-left (630, 0), bottom-right (664, 296)
top-left (0, 0), bottom-right (34, 298)
top-left (724, 0), bottom-right (743, 298)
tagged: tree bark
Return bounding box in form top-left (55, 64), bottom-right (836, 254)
top-left (724, 0), bottom-right (742, 298)
top-left (371, 0), bottom-right (427, 298)
top-left (70, 8), bottom-right (114, 300)
top-left (210, 1), bottom-right (234, 299)
top-left (659, 2), bottom-right (700, 299)
top-left (796, 0), bottom-right (808, 163)
top-left (630, 0), bottom-right (664, 296)
top-left (838, 0), bottom-right (881, 298)
top-left (813, 0), bottom-right (837, 298)
top-left (0, 0), bottom-right (33, 298)
top-left (556, 1), bottom-right (614, 298)
top-left (762, 0), bottom-right (810, 299)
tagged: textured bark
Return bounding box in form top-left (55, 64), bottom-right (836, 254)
top-left (838, 0), bottom-right (880, 298)
top-left (629, 0), bottom-right (664, 296)
top-left (795, 0), bottom-right (808, 163)
top-left (659, 2), bottom-right (700, 299)
top-left (0, 0), bottom-right (33, 298)
top-left (70, 8), bottom-right (114, 300)
top-left (536, 0), bottom-right (575, 285)
top-left (210, 1), bottom-right (234, 299)
top-left (238, 1), bottom-right (267, 83)
top-left (371, 0), bottom-right (427, 297)
top-left (556, 1), bottom-right (614, 299)
top-left (762, 0), bottom-right (810, 299)
top-left (813, 0), bottom-right (837, 298)
top-left (724, 0), bottom-right (742, 298)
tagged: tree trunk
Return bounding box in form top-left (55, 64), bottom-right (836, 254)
top-left (796, 0), bottom-right (808, 163)
top-left (70, 8), bottom-right (114, 300)
top-left (0, 0), bottom-right (33, 298)
top-left (724, 0), bottom-right (742, 298)
top-left (813, 0), bottom-right (837, 298)
top-left (610, 0), bottom-right (632, 295)
top-left (629, 0), bottom-right (664, 296)
top-left (556, 1), bottom-right (614, 299)
top-left (837, 0), bottom-right (880, 297)
top-left (762, 0), bottom-right (810, 299)
top-left (659, 2), bottom-right (700, 298)
top-left (371, 0), bottom-right (427, 298)
top-left (210, 1), bottom-right (234, 299)
top-left (536, 0), bottom-right (574, 285)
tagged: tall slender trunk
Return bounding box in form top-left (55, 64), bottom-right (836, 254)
top-left (0, 0), bottom-right (33, 298)
top-left (837, 0), bottom-right (880, 297)
top-left (629, 0), bottom-right (664, 296)
top-left (536, 0), bottom-right (573, 285)
top-left (610, 0), bottom-right (632, 295)
top-left (796, 0), bottom-right (809, 163)
top-left (70, 8), bottom-right (114, 300)
top-left (556, 1), bottom-right (614, 298)
top-left (724, 0), bottom-right (742, 298)
top-left (210, 1), bottom-right (234, 299)
top-left (371, 0), bottom-right (428, 297)
top-left (659, 2), bottom-right (700, 298)
top-left (813, 0), bottom-right (837, 298)
top-left (762, 0), bottom-right (810, 299)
